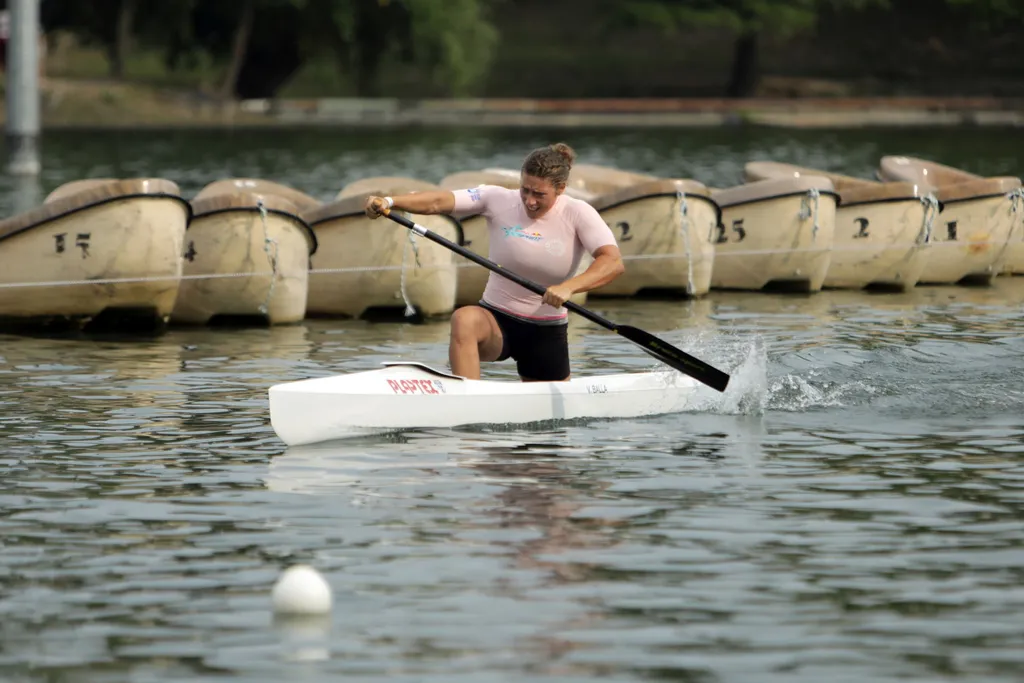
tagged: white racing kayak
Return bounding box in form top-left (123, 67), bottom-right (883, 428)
top-left (269, 361), bottom-right (700, 446)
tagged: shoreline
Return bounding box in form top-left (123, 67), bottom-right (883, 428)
top-left (257, 96), bottom-right (1024, 129)
top-left (8, 81), bottom-right (1024, 129)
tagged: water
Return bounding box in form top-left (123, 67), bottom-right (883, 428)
top-left (1, 127), bottom-right (1024, 681)
top-left (0, 125), bottom-right (1020, 211)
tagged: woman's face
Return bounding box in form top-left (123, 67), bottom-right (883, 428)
top-left (519, 174), bottom-right (563, 219)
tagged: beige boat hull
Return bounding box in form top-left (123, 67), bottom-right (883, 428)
top-left (997, 194), bottom-right (1024, 275)
top-left (171, 210), bottom-right (314, 325)
top-left (566, 173), bottom-right (719, 298)
top-left (307, 213), bottom-right (459, 318)
top-left (0, 194), bottom-right (187, 324)
top-left (712, 179), bottom-right (837, 292)
top-left (1000, 245), bottom-right (1024, 276)
top-left (877, 156), bottom-right (1022, 284)
top-left (303, 177), bottom-right (461, 318)
top-left (742, 161), bottom-right (934, 290)
top-left (826, 199), bottom-right (935, 290)
top-left (589, 192), bottom-right (716, 297)
top-left (919, 195), bottom-right (1017, 285)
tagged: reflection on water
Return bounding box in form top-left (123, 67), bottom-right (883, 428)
top-left (1, 127), bottom-right (1024, 681)
top-left (8, 174), bottom-right (42, 215)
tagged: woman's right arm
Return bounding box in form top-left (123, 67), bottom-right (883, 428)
top-left (365, 190), bottom-right (456, 218)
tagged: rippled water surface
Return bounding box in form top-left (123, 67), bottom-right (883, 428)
top-left (2, 127), bottom-right (1024, 681)
top-left (4, 282), bottom-right (1024, 682)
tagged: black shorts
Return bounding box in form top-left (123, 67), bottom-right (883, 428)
top-left (483, 304), bottom-right (570, 381)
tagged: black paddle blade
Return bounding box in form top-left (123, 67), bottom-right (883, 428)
top-left (616, 325), bottom-right (730, 392)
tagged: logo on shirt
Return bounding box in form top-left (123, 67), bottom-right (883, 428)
top-left (544, 239), bottom-right (566, 256)
top-left (468, 187), bottom-right (482, 202)
top-left (502, 225), bottom-right (542, 242)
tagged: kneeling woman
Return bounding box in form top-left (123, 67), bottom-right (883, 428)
top-left (364, 142), bottom-right (624, 381)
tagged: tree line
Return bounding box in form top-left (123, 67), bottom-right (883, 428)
top-left (34, 0), bottom-right (1024, 99)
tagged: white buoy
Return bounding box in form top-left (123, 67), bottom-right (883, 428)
top-left (271, 564), bottom-right (333, 615)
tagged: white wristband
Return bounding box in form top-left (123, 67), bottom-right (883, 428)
top-left (383, 196), bottom-right (394, 208)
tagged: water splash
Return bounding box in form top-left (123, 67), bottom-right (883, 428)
top-left (660, 330), bottom-right (769, 416)
top-left (663, 328), bottom-right (891, 416)
top-left (718, 335), bottom-right (769, 415)
top-left (767, 373), bottom-right (878, 411)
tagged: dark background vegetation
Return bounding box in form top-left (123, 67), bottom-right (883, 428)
top-left (20, 0), bottom-right (1024, 100)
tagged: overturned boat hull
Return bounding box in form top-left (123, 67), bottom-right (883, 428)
top-left (303, 177), bottom-right (460, 318)
top-left (878, 156), bottom-right (1022, 284)
top-left (585, 179), bottom-right (718, 297)
top-left (0, 178), bottom-right (189, 330)
top-left (711, 176), bottom-right (838, 292)
top-left (745, 162), bottom-right (936, 290)
top-left (172, 180), bottom-right (319, 325)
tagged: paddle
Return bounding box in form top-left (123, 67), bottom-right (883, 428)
top-left (383, 209), bottom-right (731, 392)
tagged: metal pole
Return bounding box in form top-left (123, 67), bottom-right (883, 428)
top-left (6, 0), bottom-right (41, 176)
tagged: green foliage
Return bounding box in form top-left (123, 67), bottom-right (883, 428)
top-left (945, 0), bottom-right (1024, 26)
top-left (947, 0), bottom-right (1022, 12)
top-left (610, 0), bottom-right (888, 37)
top-left (271, 0), bottom-right (498, 95)
top-left (42, 0), bottom-right (498, 96)
top-left (401, 0), bottom-right (498, 95)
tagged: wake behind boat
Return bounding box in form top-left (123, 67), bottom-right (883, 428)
top-left (268, 362), bottom-right (700, 446)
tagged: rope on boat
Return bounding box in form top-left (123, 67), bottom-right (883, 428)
top-left (0, 238), bottom-right (1015, 290)
top-left (799, 188), bottom-right (821, 241)
top-left (918, 193), bottom-right (940, 245)
top-left (675, 183), bottom-right (696, 295)
top-left (1009, 188), bottom-right (1024, 225)
top-left (257, 200), bottom-right (279, 316)
top-left (0, 203), bottom-right (1019, 293)
top-left (398, 217), bottom-right (423, 317)
top-left (0, 272), bottom-right (275, 288)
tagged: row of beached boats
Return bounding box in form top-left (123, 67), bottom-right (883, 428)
top-left (1, 155), bottom-right (1021, 330)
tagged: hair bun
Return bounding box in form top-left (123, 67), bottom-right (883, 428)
top-left (520, 142), bottom-right (576, 187)
top-left (550, 142), bottom-right (576, 166)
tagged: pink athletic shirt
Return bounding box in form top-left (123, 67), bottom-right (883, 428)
top-left (451, 185), bottom-right (617, 322)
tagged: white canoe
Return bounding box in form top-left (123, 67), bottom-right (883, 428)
top-left (269, 362), bottom-right (700, 446)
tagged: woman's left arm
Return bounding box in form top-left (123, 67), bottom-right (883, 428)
top-left (541, 202), bottom-right (626, 308)
top-left (542, 245), bottom-right (624, 308)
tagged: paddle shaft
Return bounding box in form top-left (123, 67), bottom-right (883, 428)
top-left (383, 209), bottom-right (730, 392)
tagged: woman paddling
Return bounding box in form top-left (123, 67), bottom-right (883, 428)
top-left (364, 142), bottom-right (624, 382)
